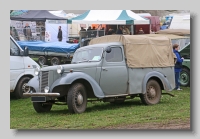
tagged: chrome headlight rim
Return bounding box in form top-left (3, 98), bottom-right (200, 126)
top-left (34, 67), bottom-right (40, 76)
top-left (57, 65), bottom-right (64, 74)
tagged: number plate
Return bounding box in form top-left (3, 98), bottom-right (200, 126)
top-left (31, 96), bottom-right (46, 102)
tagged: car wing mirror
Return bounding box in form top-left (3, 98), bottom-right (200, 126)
top-left (106, 46), bottom-right (111, 53)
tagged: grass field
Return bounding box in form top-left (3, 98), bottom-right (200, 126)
top-left (10, 87), bottom-right (190, 129)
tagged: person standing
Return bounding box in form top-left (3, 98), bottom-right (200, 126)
top-left (122, 26), bottom-right (130, 35)
top-left (116, 26), bottom-right (123, 34)
top-left (173, 44), bottom-right (184, 90)
top-left (23, 23), bottom-right (32, 41)
top-left (87, 26), bottom-right (92, 31)
top-left (57, 26), bottom-right (62, 42)
top-left (79, 27), bottom-right (87, 38)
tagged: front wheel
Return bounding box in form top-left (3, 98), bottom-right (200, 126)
top-left (140, 79), bottom-right (161, 105)
top-left (67, 83), bottom-right (87, 114)
top-left (15, 76), bottom-right (31, 99)
top-left (33, 102), bottom-right (52, 113)
top-left (180, 67), bottom-right (190, 87)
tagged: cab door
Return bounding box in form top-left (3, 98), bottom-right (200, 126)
top-left (10, 37), bottom-right (24, 91)
top-left (99, 46), bottom-right (128, 96)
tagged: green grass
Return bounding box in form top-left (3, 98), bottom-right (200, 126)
top-left (10, 87), bottom-right (190, 129)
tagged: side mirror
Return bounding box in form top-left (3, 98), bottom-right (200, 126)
top-left (24, 46), bottom-right (29, 56)
top-left (106, 46), bottom-right (112, 53)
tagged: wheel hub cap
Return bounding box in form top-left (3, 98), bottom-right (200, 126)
top-left (22, 83), bottom-right (30, 93)
top-left (149, 86), bottom-right (156, 98)
top-left (77, 93), bottom-right (83, 105)
top-left (181, 73), bottom-right (189, 83)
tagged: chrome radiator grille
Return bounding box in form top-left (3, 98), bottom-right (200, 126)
top-left (39, 71), bottom-right (49, 92)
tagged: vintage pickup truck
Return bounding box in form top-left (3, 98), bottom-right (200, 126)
top-left (24, 35), bottom-right (175, 114)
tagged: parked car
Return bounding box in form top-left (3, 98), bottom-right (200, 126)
top-left (23, 35), bottom-right (175, 114)
top-left (179, 42), bottom-right (190, 87)
top-left (10, 35), bottom-right (40, 99)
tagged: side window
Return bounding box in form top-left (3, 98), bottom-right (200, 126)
top-left (106, 47), bottom-right (123, 62)
top-left (76, 50), bottom-right (89, 61)
top-left (10, 39), bottom-right (20, 56)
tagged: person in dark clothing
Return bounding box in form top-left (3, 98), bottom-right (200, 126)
top-left (107, 28), bottom-right (116, 35)
top-left (87, 26), bottom-right (92, 31)
top-left (57, 26), bottom-right (62, 42)
top-left (173, 44), bottom-right (184, 90)
top-left (23, 23), bottom-right (32, 41)
top-left (116, 26), bottom-right (123, 34)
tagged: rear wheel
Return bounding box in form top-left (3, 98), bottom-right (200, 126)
top-left (140, 79), bottom-right (161, 105)
top-left (180, 67), bottom-right (190, 87)
top-left (67, 83), bottom-right (87, 114)
top-left (51, 57), bottom-right (61, 66)
top-left (38, 56), bottom-right (47, 66)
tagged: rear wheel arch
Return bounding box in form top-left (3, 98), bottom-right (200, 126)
top-left (143, 76), bottom-right (164, 94)
top-left (148, 77), bottom-right (164, 90)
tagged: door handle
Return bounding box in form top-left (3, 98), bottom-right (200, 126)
top-left (102, 68), bottom-right (107, 71)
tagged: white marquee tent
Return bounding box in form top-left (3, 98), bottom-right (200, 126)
top-left (68, 10), bottom-right (150, 25)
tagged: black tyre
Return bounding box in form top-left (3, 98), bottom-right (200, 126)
top-left (14, 76), bottom-right (31, 99)
top-left (33, 102), bottom-right (52, 113)
top-left (38, 56), bottom-right (47, 66)
top-left (67, 83), bottom-right (87, 114)
top-left (140, 80), bottom-right (161, 105)
top-left (180, 67), bottom-right (190, 87)
top-left (51, 57), bottom-right (61, 66)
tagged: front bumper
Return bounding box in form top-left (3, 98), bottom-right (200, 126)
top-left (23, 92), bottom-right (60, 102)
top-left (23, 92), bottom-right (60, 97)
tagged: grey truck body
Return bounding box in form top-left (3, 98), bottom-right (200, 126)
top-left (24, 35), bottom-right (175, 114)
top-left (27, 42), bottom-right (175, 97)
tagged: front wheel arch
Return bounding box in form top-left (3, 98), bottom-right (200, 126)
top-left (14, 75), bottom-right (33, 99)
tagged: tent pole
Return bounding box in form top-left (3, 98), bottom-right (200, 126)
top-left (131, 24), bottom-right (134, 35)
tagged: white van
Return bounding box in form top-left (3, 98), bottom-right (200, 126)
top-left (10, 35), bottom-right (40, 99)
